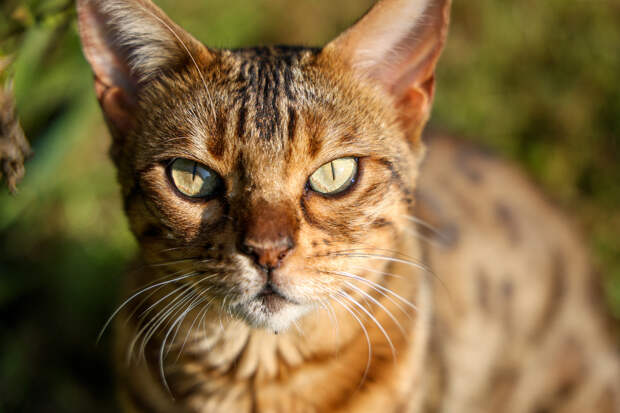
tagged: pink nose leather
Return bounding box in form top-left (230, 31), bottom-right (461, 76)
top-left (241, 238), bottom-right (293, 270)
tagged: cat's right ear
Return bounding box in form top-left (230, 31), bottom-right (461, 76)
top-left (77, 0), bottom-right (211, 137)
top-left (323, 0), bottom-right (451, 143)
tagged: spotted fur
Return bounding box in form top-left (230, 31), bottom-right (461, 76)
top-left (77, 0), bottom-right (620, 412)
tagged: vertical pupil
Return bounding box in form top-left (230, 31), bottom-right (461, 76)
top-left (170, 159), bottom-right (218, 197)
top-left (307, 157), bottom-right (356, 194)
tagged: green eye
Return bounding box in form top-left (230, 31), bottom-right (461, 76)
top-left (169, 158), bottom-right (222, 199)
top-left (308, 157), bottom-right (358, 195)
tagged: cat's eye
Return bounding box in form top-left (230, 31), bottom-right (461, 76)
top-left (168, 158), bottom-right (222, 199)
top-left (308, 157), bottom-right (358, 195)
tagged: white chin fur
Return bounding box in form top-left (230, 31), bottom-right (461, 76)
top-left (233, 299), bottom-right (312, 332)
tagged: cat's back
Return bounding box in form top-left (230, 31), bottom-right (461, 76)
top-left (416, 134), bottom-right (620, 412)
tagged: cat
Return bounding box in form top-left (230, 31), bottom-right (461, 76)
top-left (76, 0), bottom-right (620, 411)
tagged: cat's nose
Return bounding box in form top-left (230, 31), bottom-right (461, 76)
top-left (237, 200), bottom-right (299, 271)
top-left (241, 237), bottom-right (294, 270)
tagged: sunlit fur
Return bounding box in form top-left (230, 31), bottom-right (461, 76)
top-left (78, 0), bottom-right (620, 412)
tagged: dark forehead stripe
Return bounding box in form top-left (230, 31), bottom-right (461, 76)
top-left (231, 46), bottom-right (319, 142)
top-left (208, 111), bottom-right (228, 159)
top-left (287, 106), bottom-right (297, 142)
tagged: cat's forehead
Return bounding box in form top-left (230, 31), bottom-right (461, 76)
top-left (221, 46), bottom-right (322, 143)
top-left (179, 46), bottom-right (376, 158)
top-left (137, 43), bottom-right (401, 185)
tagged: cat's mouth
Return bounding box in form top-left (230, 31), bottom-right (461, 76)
top-left (229, 280), bottom-right (310, 331)
top-left (255, 282), bottom-right (296, 312)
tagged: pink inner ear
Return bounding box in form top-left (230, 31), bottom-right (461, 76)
top-left (326, 0), bottom-right (450, 101)
top-left (98, 83), bottom-right (136, 134)
top-left (387, 49), bottom-right (438, 98)
top-left (395, 76), bottom-right (436, 141)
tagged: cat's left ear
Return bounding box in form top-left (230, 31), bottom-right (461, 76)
top-left (323, 0), bottom-right (451, 140)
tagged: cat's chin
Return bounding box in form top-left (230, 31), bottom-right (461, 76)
top-left (232, 295), bottom-right (312, 333)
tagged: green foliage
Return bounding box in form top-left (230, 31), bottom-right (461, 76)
top-left (0, 0), bottom-right (618, 411)
top-left (435, 0), bottom-right (620, 314)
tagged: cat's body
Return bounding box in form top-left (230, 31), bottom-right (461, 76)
top-left (418, 135), bottom-right (619, 412)
top-left (76, 0), bottom-right (620, 412)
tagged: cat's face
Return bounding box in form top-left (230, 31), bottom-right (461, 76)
top-left (78, 0), bottom-right (450, 331)
top-left (122, 47), bottom-right (418, 330)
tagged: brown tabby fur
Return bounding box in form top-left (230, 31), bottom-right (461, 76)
top-left (77, 0), bottom-right (620, 412)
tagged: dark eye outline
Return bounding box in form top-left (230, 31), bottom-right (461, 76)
top-left (306, 157), bottom-right (360, 198)
top-left (165, 158), bottom-right (224, 202)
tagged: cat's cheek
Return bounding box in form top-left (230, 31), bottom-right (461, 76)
top-left (273, 242), bottom-right (342, 299)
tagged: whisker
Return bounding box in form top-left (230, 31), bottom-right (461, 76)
top-left (136, 273), bottom-right (217, 360)
top-left (313, 244), bottom-right (450, 297)
top-left (219, 295), bottom-right (230, 330)
top-left (328, 292), bottom-right (372, 388)
top-left (157, 243), bottom-right (215, 254)
top-left (342, 280), bottom-right (407, 338)
top-left (97, 271), bottom-right (201, 343)
top-left (122, 285), bottom-right (165, 328)
top-left (318, 246), bottom-right (424, 264)
top-left (322, 252), bottom-right (431, 273)
top-left (136, 273), bottom-right (218, 324)
top-left (177, 297), bottom-right (215, 360)
top-left (158, 289), bottom-right (213, 395)
top-left (322, 270), bottom-right (417, 312)
top-left (127, 266), bottom-right (199, 295)
top-left (320, 298), bottom-right (340, 347)
top-left (404, 214), bottom-right (444, 237)
top-left (349, 265), bottom-right (405, 280)
top-left (404, 226), bottom-right (444, 247)
top-left (129, 284), bottom-right (196, 363)
top-left (140, 290), bottom-right (195, 358)
top-left (199, 297), bottom-right (216, 333)
top-left (166, 283), bottom-right (216, 357)
top-left (166, 293), bottom-right (208, 357)
top-left (337, 250), bottom-right (456, 310)
top-left (359, 280), bottom-right (413, 321)
top-left (149, 258), bottom-right (202, 268)
top-left (337, 290), bottom-right (396, 360)
top-left (137, 282), bottom-right (193, 323)
top-left (157, 291), bottom-right (199, 398)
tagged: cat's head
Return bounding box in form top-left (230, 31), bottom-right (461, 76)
top-left (77, 0), bottom-right (450, 331)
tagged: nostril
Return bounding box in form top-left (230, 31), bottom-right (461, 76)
top-left (241, 237), bottom-right (294, 270)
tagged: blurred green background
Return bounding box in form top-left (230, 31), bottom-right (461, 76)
top-left (0, 0), bottom-right (618, 411)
